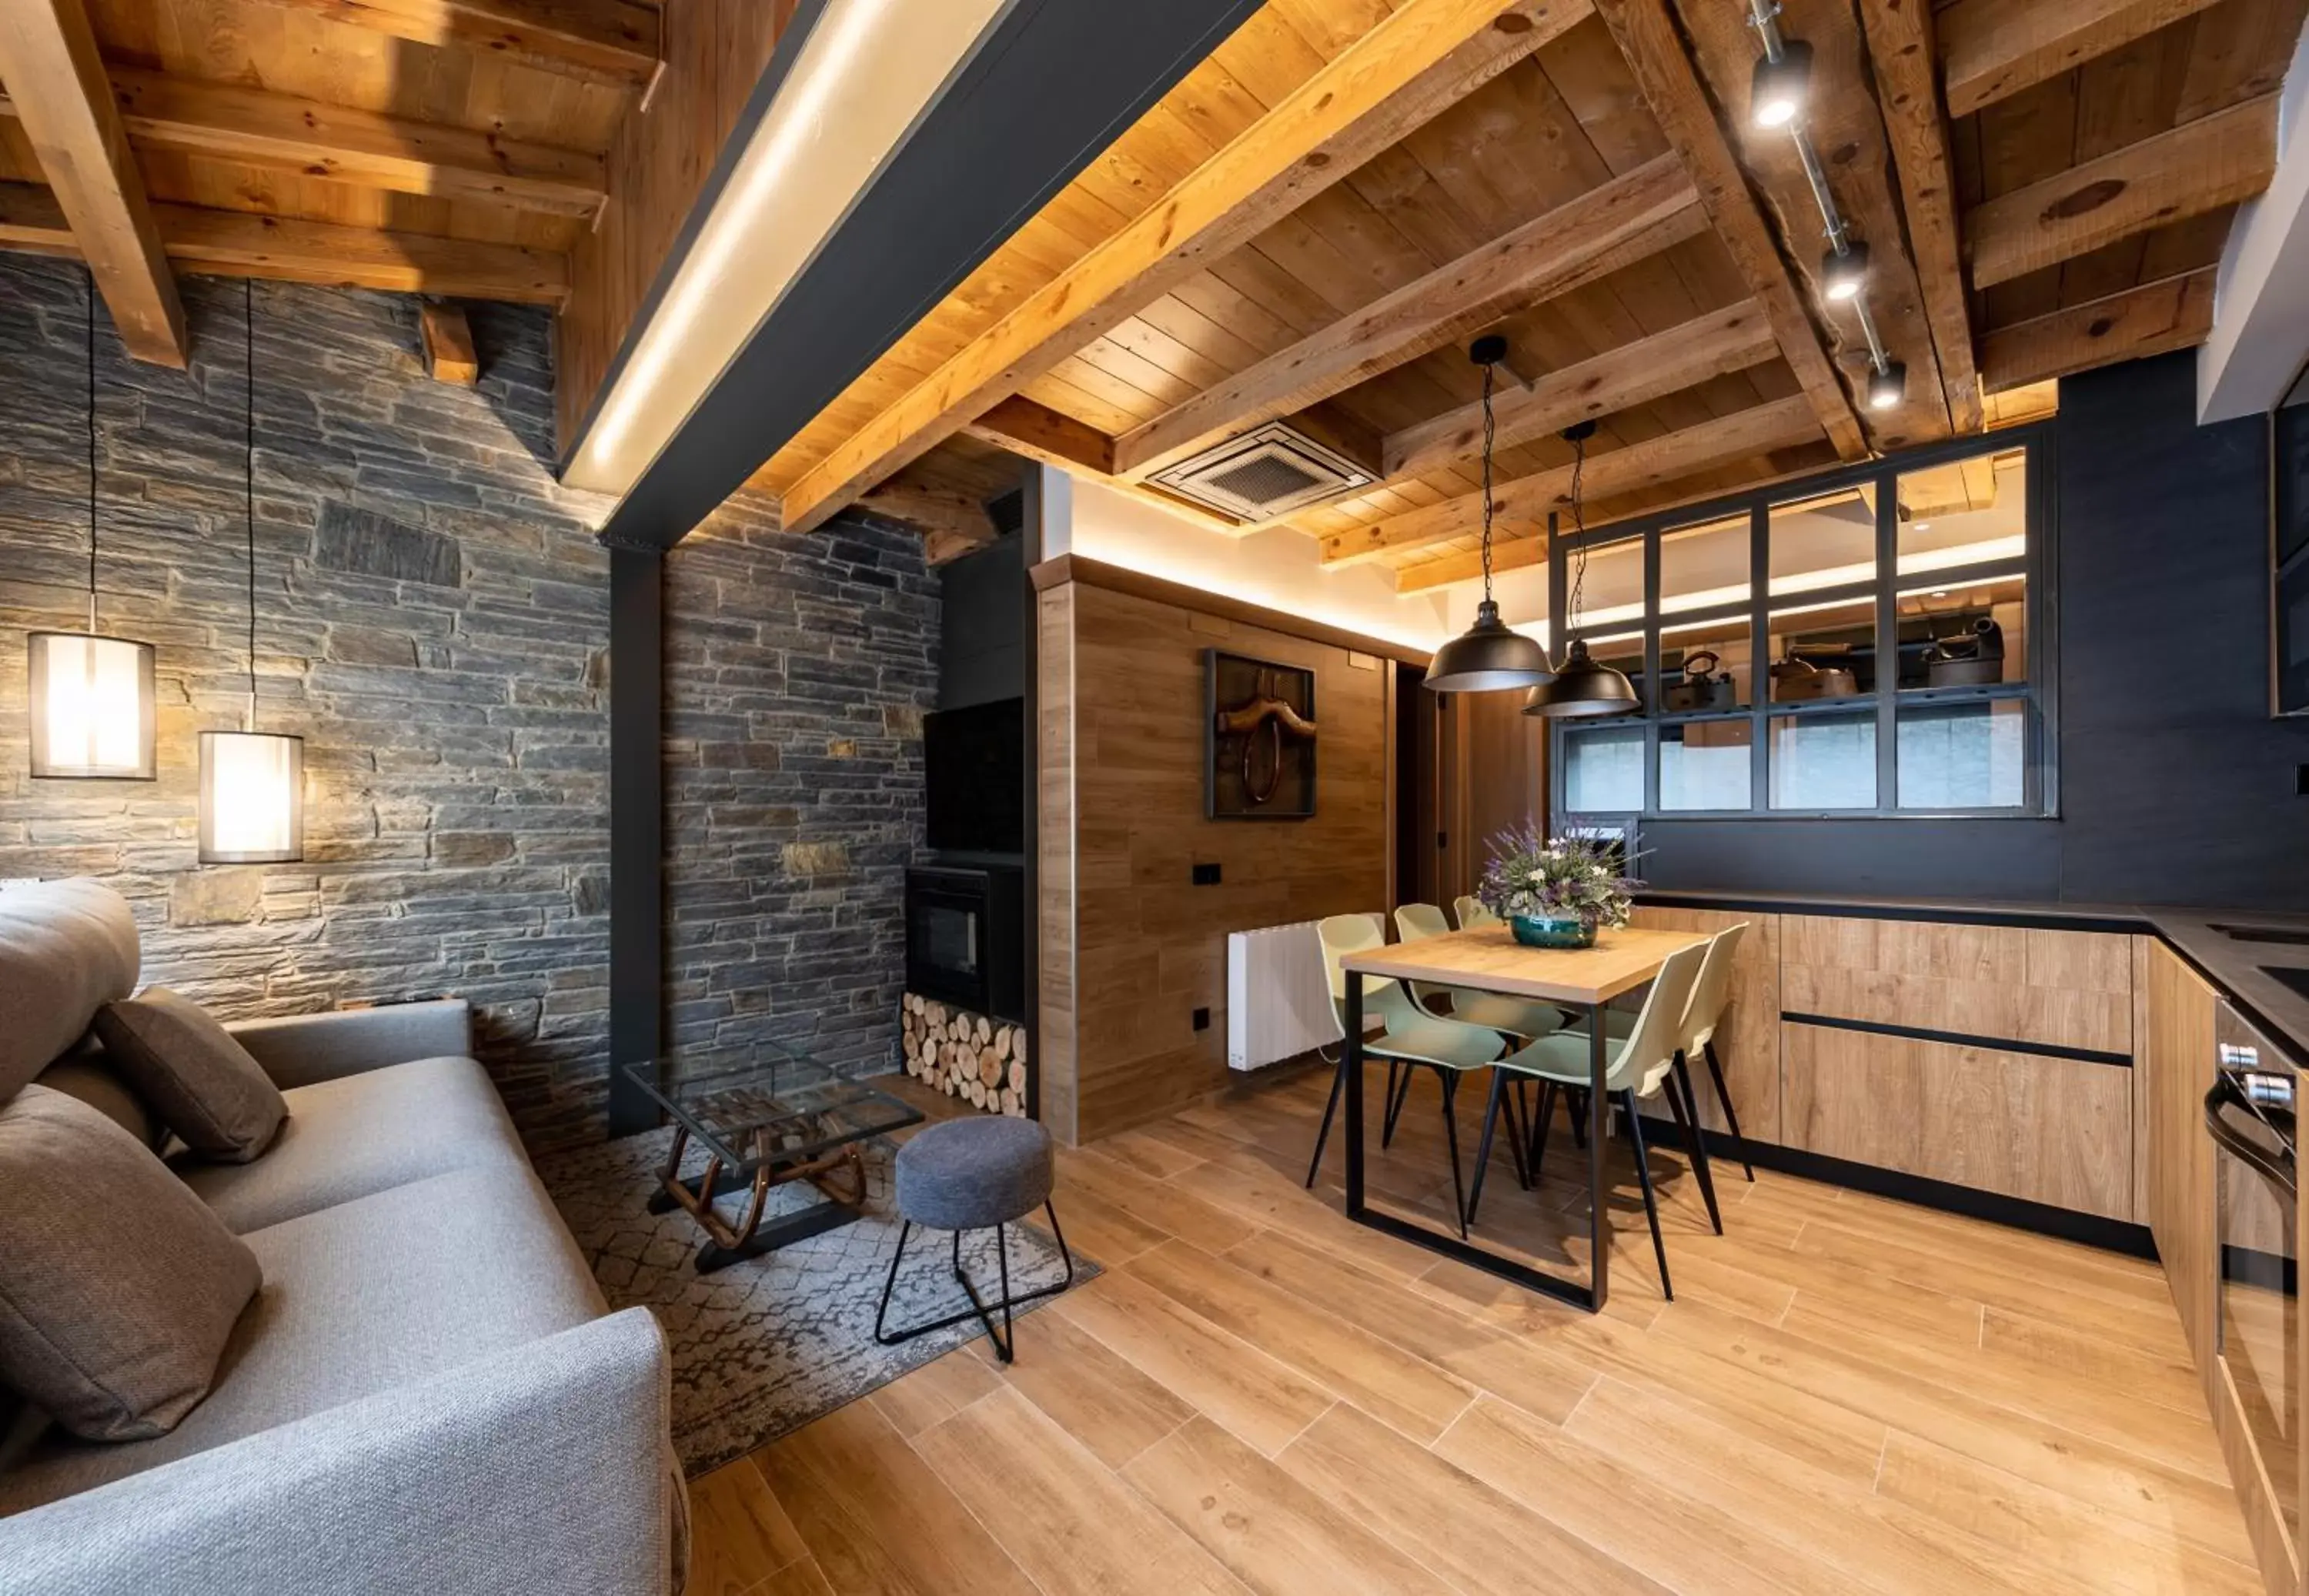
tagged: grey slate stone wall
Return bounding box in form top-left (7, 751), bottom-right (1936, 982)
top-left (0, 256), bottom-right (934, 1148)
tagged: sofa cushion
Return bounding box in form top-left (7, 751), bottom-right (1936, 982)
top-left (178, 1054), bottom-right (528, 1234)
top-left (0, 880), bottom-right (138, 1101)
top-left (95, 990), bottom-right (286, 1164)
top-left (0, 1087), bottom-right (261, 1444)
top-left (33, 1044), bottom-right (159, 1150)
top-left (0, 1160), bottom-right (606, 1513)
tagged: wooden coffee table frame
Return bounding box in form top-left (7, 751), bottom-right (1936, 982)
top-left (647, 1122), bottom-right (874, 1274)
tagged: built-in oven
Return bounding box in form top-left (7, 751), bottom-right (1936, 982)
top-left (2207, 999), bottom-right (2299, 1541)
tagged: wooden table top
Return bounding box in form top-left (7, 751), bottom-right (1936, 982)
top-left (1340, 924), bottom-right (1712, 1005)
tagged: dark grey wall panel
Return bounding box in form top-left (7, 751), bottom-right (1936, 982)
top-left (938, 536), bottom-right (1025, 711)
top-left (1642, 350), bottom-right (2309, 910)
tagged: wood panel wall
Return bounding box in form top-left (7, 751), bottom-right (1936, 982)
top-left (556, 1), bottom-right (797, 458)
top-left (1034, 576), bottom-right (1392, 1144)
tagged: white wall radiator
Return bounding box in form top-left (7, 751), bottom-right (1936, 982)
top-left (1226, 919), bottom-right (1348, 1073)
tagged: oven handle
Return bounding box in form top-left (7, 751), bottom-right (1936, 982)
top-left (2207, 1078), bottom-right (2299, 1200)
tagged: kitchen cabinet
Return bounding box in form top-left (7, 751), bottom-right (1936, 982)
top-left (1783, 1023), bottom-right (2134, 1220)
top-left (1628, 906), bottom-right (1779, 1144)
top-left (2141, 938), bottom-right (2219, 1374)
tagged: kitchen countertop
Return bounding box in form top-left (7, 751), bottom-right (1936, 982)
top-left (1634, 888), bottom-right (2309, 1068)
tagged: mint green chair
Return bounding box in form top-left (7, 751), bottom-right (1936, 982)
top-left (1475, 939), bottom-right (1709, 1297)
top-left (1679, 923), bottom-right (1756, 1184)
top-left (1392, 903), bottom-right (1569, 1175)
top-left (1452, 896), bottom-right (1497, 930)
top-left (1305, 914), bottom-right (1505, 1237)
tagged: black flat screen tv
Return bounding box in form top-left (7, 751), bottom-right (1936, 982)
top-left (924, 698), bottom-right (1025, 853)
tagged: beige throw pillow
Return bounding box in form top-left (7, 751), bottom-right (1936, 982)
top-left (94, 989), bottom-right (286, 1163)
top-left (0, 1086), bottom-right (261, 1441)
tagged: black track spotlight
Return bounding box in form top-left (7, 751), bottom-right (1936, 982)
top-left (1822, 241), bottom-right (1870, 302)
top-left (1750, 38), bottom-right (1812, 129)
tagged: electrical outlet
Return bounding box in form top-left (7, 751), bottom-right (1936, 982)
top-left (1191, 862), bottom-right (1221, 885)
top-left (1192, 1007), bottom-right (1211, 1031)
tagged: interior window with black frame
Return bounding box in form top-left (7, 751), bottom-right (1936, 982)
top-left (1550, 430), bottom-right (2050, 823)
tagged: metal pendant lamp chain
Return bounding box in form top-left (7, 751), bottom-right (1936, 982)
top-left (1564, 423), bottom-right (1588, 642)
top-left (244, 279), bottom-right (259, 730)
top-left (85, 267), bottom-right (99, 633)
top-left (1478, 355), bottom-right (1497, 604)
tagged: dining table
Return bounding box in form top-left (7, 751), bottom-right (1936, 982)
top-left (1336, 922), bottom-right (1713, 1312)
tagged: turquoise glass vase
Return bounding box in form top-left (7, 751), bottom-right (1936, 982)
top-left (1510, 913), bottom-right (1596, 950)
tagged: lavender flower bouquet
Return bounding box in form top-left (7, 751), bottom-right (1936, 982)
top-left (1478, 826), bottom-right (1644, 950)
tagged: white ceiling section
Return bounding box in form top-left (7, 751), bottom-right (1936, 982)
top-left (2200, 22), bottom-right (2309, 423)
top-left (564, 0), bottom-right (1014, 499)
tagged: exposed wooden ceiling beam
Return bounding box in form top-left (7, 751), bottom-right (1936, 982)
top-left (12, 70), bottom-right (608, 219)
top-left (420, 300), bottom-right (479, 383)
top-left (858, 483), bottom-right (1002, 565)
top-left (1382, 296), bottom-right (1776, 481)
top-left (776, 0), bottom-right (1598, 538)
top-left (0, 0), bottom-right (185, 366)
top-left (1978, 268), bottom-right (2216, 392)
top-left (964, 395), bottom-right (1115, 475)
top-left (1320, 392), bottom-right (1823, 566)
top-left (1857, 0), bottom-right (1983, 436)
top-left (1111, 155), bottom-right (1704, 482)
top-left (1940, 0), bottom-right (2228, 121)
top-left (0, 182), bottom-right (570, 303)
top-left (256, 0), bottom-right (661, 91)
top-left (1966, 96), bottom-right (2279, 291)
top-left (1590, 0), bottom-right (1867, 460)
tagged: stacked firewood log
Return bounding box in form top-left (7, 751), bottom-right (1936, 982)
top-left (900, 993), bottom-right (1028, 1117)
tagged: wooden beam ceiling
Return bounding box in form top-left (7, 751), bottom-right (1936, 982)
top-left (256, 0), bottom-right (663, 90)
top-left (964, 396), bottom-right (1116, 476)
top-left (0, 182), bottom-right (570, 303)
top-left (1318, 392), bottom-right (1823, 566)
top-left (1940, 0), bottom-right (2229, 119)
top-left (1857, 0), bottom-right (1982, 436)
top-left (51, 71), bottom-right (610, 219)
top-left (420, 300), bottom-right (480, 383)
top-left (0, 0), bottom-right (186, 366)
top-left (1590, 0), bottom-right (1867, 461)
top-left (1110, 153), bottom-right (1706, 482)
top-left (775, 0), bottom-right (1599, 538)
top-left (1965, 95), bottom-right (2280, 290)
top-left (1979, 267), bottom-right (2217, 392)
top-left (1380, 297), bottom-right (1778, 481)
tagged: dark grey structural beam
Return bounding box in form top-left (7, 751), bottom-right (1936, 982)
top-left (606, 543), bottom-right (663, 1137)
top-left (590, 0), bottom-right (1264, 552)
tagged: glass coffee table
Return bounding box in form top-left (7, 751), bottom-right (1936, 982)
top-left (621, 1043), bottom-right (925, 1274)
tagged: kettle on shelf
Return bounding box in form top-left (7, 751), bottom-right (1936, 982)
top-left (1661, 649), bottom-right (1737, 712)
top-left (1769, 646), bottom-right (1860, 702)
top-left (1923, 616), bottom-right (2005, 687)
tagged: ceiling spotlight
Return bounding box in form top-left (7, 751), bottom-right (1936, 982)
top-left (1821, 241), bottom-right (1870, 302)
top-left (1869, 359), bottom-right (1906, 412)
top-left (1751, 38), bottom-right (1813, 129)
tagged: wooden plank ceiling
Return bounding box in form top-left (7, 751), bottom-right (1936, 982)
top-left (0, 0), bottom-right (660, 363)
top-left (767, 0), bottom-right (2305, 588)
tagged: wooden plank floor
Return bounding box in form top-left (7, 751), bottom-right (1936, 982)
top-left (684, 1066), bottom-right (2259, 1596)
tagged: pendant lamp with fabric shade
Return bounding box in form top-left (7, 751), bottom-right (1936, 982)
top-left (1525, 422), bottom-right (1639, 720)
top-left (1422, 336), bottom-right (1553, 694)
top-left (200, 282), bottom-right (303, 865)
top-left (28, 269), bottom-right (157, 781)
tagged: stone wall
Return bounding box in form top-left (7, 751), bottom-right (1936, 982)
top-left (0, 255), bottom-right (934, 1148)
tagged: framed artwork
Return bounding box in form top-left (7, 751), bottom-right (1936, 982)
top-left (1206, 649), bottom-right (1317, 820)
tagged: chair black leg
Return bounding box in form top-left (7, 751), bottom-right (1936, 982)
top-left (1383, 1058), bottom-right (1415, 1147)
top-left (1466, 1069), bottom-right (1511, 1227)
top-left (1566, 1084), bottom-right (1589, 1149)
top-left (1619, 1089), bottom-right (1673, 1301)
top-left (1666, 1058), bottom-right (1723, 1235)
top-left (1305, 1053), bottom-right (1346, 1189)
top-left (874, 1201), bottom-right (1077, 1361)
top-left (1502, 1073), bottom-right (1532, 1190)
top-left (1703, 1040), bottom-right (1755, 1180)
top-left (1439, 1070), bottom-right (1469, 1240)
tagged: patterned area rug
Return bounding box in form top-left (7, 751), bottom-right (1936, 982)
top-left (536, 1125), bottom-right (1093, 1478)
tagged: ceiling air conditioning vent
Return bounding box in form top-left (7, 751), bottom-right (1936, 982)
top-left (1149, 422), bottom-right (1375, 521)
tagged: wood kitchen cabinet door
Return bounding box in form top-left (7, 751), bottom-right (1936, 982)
top-left (1781, 914), bottom-right (2134, 1056)
top-left (1629, 907), bottom-right (1779, 1145)
top-left (1783, 1024), bottom-right (2135, 1220)
top-left (2141, 938), bottom-right (2220, 1379)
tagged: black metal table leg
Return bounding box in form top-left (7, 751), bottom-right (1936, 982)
top-left (1587, 1000), bottom-right (1610, 1312)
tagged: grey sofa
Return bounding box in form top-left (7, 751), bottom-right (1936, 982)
top-left (0, 880), bottom-right (683, 1596)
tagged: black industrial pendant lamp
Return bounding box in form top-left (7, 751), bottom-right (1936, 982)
top-left (1525, 422), bottom-right (1639, 720)
top-left (27, 269), bottom-right (157, 780)
top-left (199, 282), bottom-right (303, 865)
top-left (1422, 336), bottom-right (1554, 694)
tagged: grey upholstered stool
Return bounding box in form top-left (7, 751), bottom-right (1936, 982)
top-left (874, 1116), bottom-right (1074, 1363)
